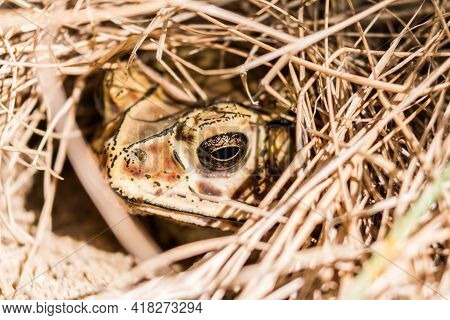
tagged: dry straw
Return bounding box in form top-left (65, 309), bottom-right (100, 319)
top-left (0, 0), bottom-right (449, 299)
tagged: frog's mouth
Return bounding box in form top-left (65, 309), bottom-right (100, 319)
top-left (113, 184), bottom-right (242, 231)
top-left (113, 188), bottom-right (242, 231)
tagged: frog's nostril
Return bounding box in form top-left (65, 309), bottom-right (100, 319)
top-left (132, 149), bottom-right (147, 162)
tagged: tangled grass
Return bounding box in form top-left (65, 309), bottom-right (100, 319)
top-left (0, 0), bottom-right (449, 299)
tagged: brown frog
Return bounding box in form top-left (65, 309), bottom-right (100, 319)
top-left (95, 61), bottom-right (293, 230)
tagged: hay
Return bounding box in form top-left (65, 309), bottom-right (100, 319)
top-left (0, 0), bottom-right (449, 299)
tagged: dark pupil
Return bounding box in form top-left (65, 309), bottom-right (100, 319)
top-left (197, 132), bottom-right (248, 171)
top-left (211, 146), bottom-right (240, 161)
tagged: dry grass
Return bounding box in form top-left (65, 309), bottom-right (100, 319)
top-left (0, 0), bottom-right (449, 299)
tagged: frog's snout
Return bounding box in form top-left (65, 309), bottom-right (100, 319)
top-left (120, 142), bottom-right (184, 187)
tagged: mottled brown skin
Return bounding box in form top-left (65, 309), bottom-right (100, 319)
top-left (98, 62), bottom-right (293, 230)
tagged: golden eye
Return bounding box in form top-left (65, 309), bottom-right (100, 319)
top-left (197, 132), bottom-right (248, 171)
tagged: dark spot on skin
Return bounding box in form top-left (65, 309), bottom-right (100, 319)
top-left (197, 182), bottom-right (222, 196)
top-left (121, 154), bottom-right (144, 178)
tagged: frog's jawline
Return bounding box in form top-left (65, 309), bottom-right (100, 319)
top-left (111, 186), bottom-right (238, 221)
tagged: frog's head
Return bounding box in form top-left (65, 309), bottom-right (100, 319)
top-left (105, 101), bottom-right (293, 227)
top-left (96, 60), bottom-right (294, 229)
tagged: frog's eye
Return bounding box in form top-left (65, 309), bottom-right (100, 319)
top-left (197, 132), bottom-right (248, 171)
